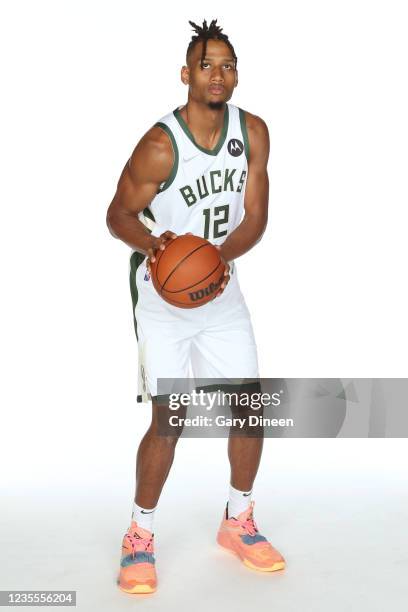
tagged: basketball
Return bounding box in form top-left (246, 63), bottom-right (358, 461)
top-left (150, 234), bottom-right (226, 308)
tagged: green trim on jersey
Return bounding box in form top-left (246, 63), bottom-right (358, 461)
top-left (142, 205), bottom-right (155, 225)
top-left (239, 108), bottom-right (250, 161)
top-left (129, 250), bottom-right (146, 340)
top-left (153, 122), bottom-right (179, 193)
top-left (173, 104), bottom-right (229, 156)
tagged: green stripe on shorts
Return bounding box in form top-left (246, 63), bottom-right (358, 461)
top-left (129, 251), bottom-right (146, 340)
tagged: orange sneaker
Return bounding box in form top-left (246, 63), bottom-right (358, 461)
top-left (118, 521), bottom-right (157, 594)
top-left (217, 501), bottom-right (285, 572)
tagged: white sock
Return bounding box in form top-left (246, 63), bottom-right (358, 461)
top-left (228, 484), bottom-right (253, 519)
top-left (131, 502), bottom-right (156, 533)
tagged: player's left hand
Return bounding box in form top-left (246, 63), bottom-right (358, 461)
top-left (214, 246), bottom-right (230, 298)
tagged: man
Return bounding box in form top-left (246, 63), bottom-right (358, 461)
top-left (107, 18), bottom-right (285, 595)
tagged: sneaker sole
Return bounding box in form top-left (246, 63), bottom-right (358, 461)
top-left (118, 582), bottom-right (156, 594)
top-left (243, 557), bottom-right (286, 572)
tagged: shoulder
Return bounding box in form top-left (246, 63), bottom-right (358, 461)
top-left (135, 124), bottom-right (174, 159)
top-left (124, 122), bottom-right (175, 186)
top-left (239, 109), bottom-right (269, 163)
top-left (242, 109), bottom-right (269, 140)
top-left (128, 123), bottom-right (174, 175)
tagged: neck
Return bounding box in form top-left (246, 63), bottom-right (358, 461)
top-left (181, 98), bottom-right (226, 149)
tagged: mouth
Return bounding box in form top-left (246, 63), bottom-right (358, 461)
top-left (208, 86), bottom-right (224, 95)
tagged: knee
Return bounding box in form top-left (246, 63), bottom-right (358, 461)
top-left (150, 401), bottom-right (186, 441)
top-left (147, 423), bottom-right (183, 447)
top-left (159, 432), bottom-right (182, 447)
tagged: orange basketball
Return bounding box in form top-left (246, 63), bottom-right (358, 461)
top-left (150, 234), bottom-right (226, 308)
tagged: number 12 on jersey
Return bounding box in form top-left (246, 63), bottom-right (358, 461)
top-left (203, 204), bottom-right (230, 239)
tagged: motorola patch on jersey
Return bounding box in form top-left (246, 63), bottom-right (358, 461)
top-left (227, 138), bottom-right (244, 157)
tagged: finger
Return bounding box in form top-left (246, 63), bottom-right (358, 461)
top-left (160, 233), bottom-right (176, 247)
top-left (162, 231), bottom-right (177, 240)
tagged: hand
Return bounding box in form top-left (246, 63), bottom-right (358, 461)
top-left (146, 230), bottom-right (177, 272)
top-left (214, 246), bottom-right (230, 298)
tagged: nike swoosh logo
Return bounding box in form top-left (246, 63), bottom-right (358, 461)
top-left (243, 492), bottom-right (252, 496)
top-left (141, 510), bottom-right (155, 514)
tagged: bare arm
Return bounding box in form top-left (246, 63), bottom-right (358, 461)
top-left (106, 126), bottom-right (177, 259)
top-left (218, 112), bottom-right (270, 262)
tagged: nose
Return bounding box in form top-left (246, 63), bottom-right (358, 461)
top-left (210, 65), bottom-right (224, 82)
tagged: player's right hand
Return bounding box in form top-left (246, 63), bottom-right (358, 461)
top-left (146, 231), bottom-right (177, 272)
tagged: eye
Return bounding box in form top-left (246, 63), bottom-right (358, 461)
top-left (201, 62), bottom-right (234, 70)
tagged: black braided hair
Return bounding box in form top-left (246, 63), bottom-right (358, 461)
top-left (187, 19), bottom-right (237, 70)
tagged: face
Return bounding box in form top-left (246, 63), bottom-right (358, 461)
top-left (181, 39), bottom-right (238, 109)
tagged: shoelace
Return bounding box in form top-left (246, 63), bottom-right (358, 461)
top-left (125, 531), bottom-right (154, 559)
top-left (231, 502), bottom-right (259, 536)
top-left (235, 515), bottom-right (259, 536)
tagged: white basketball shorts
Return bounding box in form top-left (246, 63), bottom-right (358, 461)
top-left (129, 253), bottom-right (259, 402)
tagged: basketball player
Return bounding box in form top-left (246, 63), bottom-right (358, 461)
top-left (107, 19), bottom-right (285, 594)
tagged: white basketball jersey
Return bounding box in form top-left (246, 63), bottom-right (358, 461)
top-left (138, 103), bottom-right (249, 246)
top-left (129, 104), bottom-right (257, 402)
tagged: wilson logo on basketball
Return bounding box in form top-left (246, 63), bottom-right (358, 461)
top-left (188, 273), bottom-right (225, 302)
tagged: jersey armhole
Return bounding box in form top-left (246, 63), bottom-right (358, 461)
top-left (153, 122), bottom-right (179, 193)
top-left (238, 108), bottom-right (250, 162)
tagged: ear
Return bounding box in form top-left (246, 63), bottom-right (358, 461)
top-left (234, 70), bottom-right (238, 88)
top-left (181, 65), bottom-right (189, 86)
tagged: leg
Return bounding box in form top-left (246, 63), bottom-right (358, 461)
top-left (228, 388), bottom-right (264, 491)
top-left (228, 433), bottom-right (264, 491)
top-left (217, 392), bottom-right (285, 573)
top-left (121, 257), bottom-right (194, 593)
top-left (135, 398), bottom-right (186, 508)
